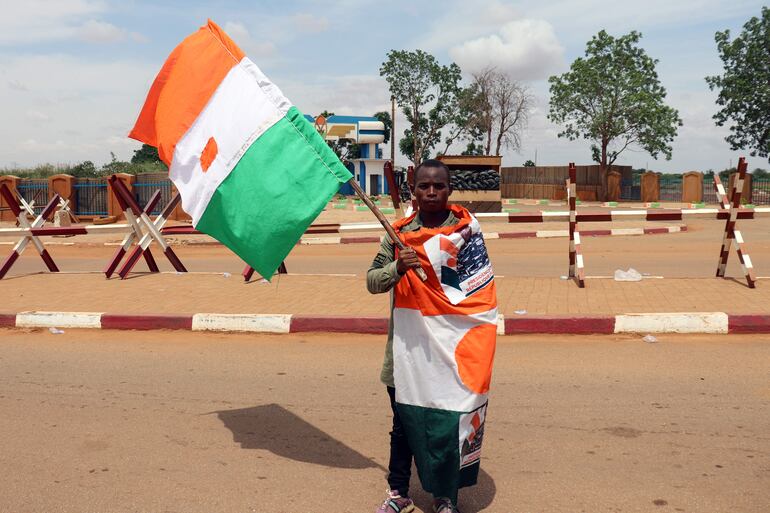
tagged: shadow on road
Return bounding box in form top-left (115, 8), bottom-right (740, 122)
top-left (215, 403), bottom-right (384, 470)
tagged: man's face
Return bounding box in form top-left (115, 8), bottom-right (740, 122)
top-left (413, 166), bottom-right (451, 212)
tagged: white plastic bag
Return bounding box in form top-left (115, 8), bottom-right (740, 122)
top-left (614, 268), bottom-right (642, 282)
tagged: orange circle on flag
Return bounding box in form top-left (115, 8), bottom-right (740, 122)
top-left (454, 323), bottom-right (496, 394)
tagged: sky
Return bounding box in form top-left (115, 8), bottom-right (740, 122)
top-left (0, 0), bottom-right (767, 173)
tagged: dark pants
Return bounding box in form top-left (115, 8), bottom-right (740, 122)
top-left (387, 386), bottom-right (413, 496)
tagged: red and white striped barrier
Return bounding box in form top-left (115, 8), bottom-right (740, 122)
top-left (295, 225), bottom-right (686, 245)
top-left (476, 206), bottom-right (770, 224)
top-left (103, 188), bottom-right (164, 278)
top-left (102, 175), bottom-right (187, 279)
top-left (0, 184), bottom-right (61, 279)
top-left (0, 178), bottom-right (188, 280)
top-left (567, 163), bottom-right (585, 287)
top-left (715, 158), bottom-right (755, 287)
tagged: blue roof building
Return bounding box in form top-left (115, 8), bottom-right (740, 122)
top-left (307, 113), bottom-right (388, 196)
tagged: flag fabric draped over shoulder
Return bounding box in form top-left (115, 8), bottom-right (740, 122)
top-left (129, 20), bottom-right (352, 278)
top-left (392, 205), bottom-right (497, 503)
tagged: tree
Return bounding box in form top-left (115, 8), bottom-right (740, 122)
top-left (399, 125), bottom-right (436, 163)
top-left (461, 141), bottom-right (485, 156)
top-left (380, 49), bottom-right (462, 165)
top-left (706, 7), bottom-right (770, 163)
top-left (131, 144), bottom-right (163, 165)
top-left (373, 111), bottom-right (392, 144)
top-left (523, 160), bottom-right (536, 167)
top-left (466, 68), bottom-right (534, 156)
top-left (101, 152), bottom-right (133, 175)
top-left (490, 72), bottom-right (533, 156)
top-left (317, 110), bottom-right (359, 163)
top-left (440, 85), bottom-right (486, 155)
top-left (548, 30), bottom-right (682, 198)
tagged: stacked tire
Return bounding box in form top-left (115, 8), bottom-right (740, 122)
top-left (449, 169), bottom-right (500, 190)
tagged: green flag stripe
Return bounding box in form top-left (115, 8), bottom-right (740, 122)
top-left (396, 403), bottom-right (479, 503)
top-left (196, 106), bottom-right (352, 278)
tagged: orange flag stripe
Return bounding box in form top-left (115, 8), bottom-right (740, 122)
top-left (393, 205), bottom-right (498, 317)
top-left (128, 20), bottom-right (245, 166)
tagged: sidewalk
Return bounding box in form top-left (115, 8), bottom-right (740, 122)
top-left (1, 273), bottom-right (769, 334)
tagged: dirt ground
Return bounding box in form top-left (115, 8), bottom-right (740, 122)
top-left (0, 329), bottom-right (768, 513)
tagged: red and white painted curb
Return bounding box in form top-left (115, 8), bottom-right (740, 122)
top-left (2, 311), bottom-right (769, 334)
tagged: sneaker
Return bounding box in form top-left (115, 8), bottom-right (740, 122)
top-left (375, 489), bottom-right (414, 513)
top-left (432, 497), bottom-right (460, 513)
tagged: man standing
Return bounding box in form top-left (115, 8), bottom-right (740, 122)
top-left (368, 159), bottom-right (498, 513)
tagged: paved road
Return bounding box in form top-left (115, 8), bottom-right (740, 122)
top-left (0, 329), bottom-right (768, 512)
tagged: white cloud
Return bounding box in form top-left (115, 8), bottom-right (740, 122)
top-left (26, 110), bottom-right (50, 121)
top-left (21, 138), bottom-right (66, 151)
top-left (280, 73), bottom-right (392, 118)
top-left (223, 21), bottom-right (276, 59)
top-left (0, 52), bottom-right (155, 166)
top-left (291, 13), bottom-right (329, 33)
top-left (130, 32), bottom-right (150, 44)
top-left (0, 0), bottom-right (105, 44)
top-left (449, 19), bottom-right (565, 80)
top-left (8, 79), bottom-right (29, 91)
top-left (525, 0), bottom-right (762, 35)
top-left (77, 19), bottom-right (126, 43)
top-left (0, 1), bottom-right (144, 46)
top-left (415, 0), bottom-right (520, 51)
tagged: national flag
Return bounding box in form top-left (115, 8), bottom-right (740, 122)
top-left (129, 20), bottom-right (352, 278)
top-left (391, 205), bottom-right (498, 503)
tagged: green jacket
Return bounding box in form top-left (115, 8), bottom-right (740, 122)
top-left (366, 211), bottom-right (459, 387)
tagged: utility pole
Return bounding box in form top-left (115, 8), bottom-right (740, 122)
top-left (390, 96), bottom-right (396, 165)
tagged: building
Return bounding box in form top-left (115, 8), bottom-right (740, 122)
top-left (305, 114), bottom-right (388, 195)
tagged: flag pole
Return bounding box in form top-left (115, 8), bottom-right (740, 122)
top-left (348, 178), bottom-right (428, 281)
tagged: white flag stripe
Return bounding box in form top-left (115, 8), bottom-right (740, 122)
top-left (393, 307), bottom-right (496, 412)
top-left (170, 57), bottom-right (292, 224)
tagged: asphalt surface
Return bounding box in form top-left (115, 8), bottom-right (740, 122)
top-left (0, 329), bottom-right (768, 512)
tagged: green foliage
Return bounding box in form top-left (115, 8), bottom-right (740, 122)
top-left (101, 152), bottom-right (135, 175)
top-left (373, 111), bottom-right (392, 144)
top-left (327, 139), bottom-right (359, 163)
top-left (131, 143), bottom-right (164, 166)
top-left (70, 160), bottom-right (99, 178)
top-left (399, 126), bottom-right (434, 163)
top-left (380, 49), bottom-right (462, 164)
top-left (752, 168), bottom-right (769, 178)
top-left (523, 160), bottom-right (536, 167)
top-left (706, 7), bottom-right (770, 163)
top-left (548, 30), bottom-right (682, 168)
top-left (461, 141), bottom-right (485, 156)
top-left (441, 84), bottom-right (486, 155)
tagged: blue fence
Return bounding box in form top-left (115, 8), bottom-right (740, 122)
top-left (702, 177), bottom-right (718, 204)
top-left (16, 181), bottom-right (49, 213)
top-left (74, 181), bottom-right (108, 216)
top-left (753, 178), bottom-right (770, 205)
top-left (620, 174), bottom-right (641, 201)
top-left (659, 175), bottom-right (682, 201)
top-left (133, 177), bottom-right (173, 215)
